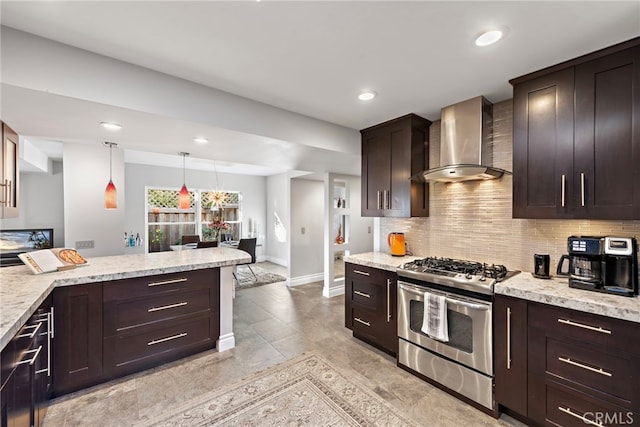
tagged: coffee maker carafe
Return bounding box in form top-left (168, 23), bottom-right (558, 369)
top-left (564, 236), bottom-right (638, 297)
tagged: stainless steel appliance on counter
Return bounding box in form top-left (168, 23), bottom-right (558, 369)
top-left (558, 236), bottom-right (638, 297)
top-left (397, 257), bottom-right (518, 412)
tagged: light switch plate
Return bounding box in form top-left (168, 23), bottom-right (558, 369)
top-left (75, 240), bottom-right (95, 249)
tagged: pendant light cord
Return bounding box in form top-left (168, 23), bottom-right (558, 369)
top-left (109, 143), bottom-right (113, 181)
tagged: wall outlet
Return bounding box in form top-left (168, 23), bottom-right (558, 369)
top-left (301, 227), bottom-right (306, 235)
top-left (368, 226), bottom-right (371, 234)
top-left (75, 240), bottom-right (95, 249)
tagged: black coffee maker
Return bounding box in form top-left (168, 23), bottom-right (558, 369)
top-left (558, 236), bottom-right (639, 297)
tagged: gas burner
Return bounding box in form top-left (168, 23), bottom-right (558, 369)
top-left (398, 256), bottom-right (514, 296)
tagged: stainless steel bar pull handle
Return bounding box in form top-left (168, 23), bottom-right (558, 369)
top-left (147, 332), bottom-right (187, 346)
top-left (506, 307), bottom-right (512, 370)
top-left (0, 179), bottom-right (6, 205)
top-left (353, 270), bottom-right (370, 276)
top-left (580, 172), bottom-right (585, 207)
top-left (18, 346), bottom-right (42, 366)
top-left (354, 317), bottom-right (370, 327)
top-left (558, 318), bottom-right (611, 334)
top-left (148, 302), bottom-right (188, 312)
top-left (17, 322), bottom-right (43, 339)
top-left (558, 356), bottom-right (612, 377)
top-left (558, 407), bottom-right (604, 427)
top-left (147, 278), bottom-right (188, 287)
top-left (353, 290), bottom-right (370, 298)
top-left (561, 174), bottom-right (566, 207)
top-left (377, 190), bottom-right (382, 210)
top-left (50, 307), bottom-right (55, 339)
top-left (384, 190), bottom-right (390, 210)
top-left (386, 278), bottom-right (391, 322)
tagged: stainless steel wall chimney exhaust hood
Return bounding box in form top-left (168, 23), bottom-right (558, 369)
top-left (412, 96), bottom-right (511, 183)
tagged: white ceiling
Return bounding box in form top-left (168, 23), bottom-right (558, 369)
top-left (2, 1), bottom-right (639, 175)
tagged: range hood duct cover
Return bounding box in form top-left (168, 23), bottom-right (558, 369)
top-left (413, 96), bottom-right (511, 183)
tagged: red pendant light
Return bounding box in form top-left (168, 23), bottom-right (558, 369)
top-left (104, 142), bottom-right (118, 209)
top-left (178, 152), bottom-right (191, 209)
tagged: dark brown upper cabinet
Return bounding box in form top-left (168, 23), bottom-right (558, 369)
top-left (360, 114), bottom-right (431, 218)
top-left (1, 121), bottom-right (19, 219)
top-left (511, 38), bottom-right (640, 219)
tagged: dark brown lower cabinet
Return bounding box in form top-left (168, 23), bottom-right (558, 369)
top-left (345, 263), bottom-right (398, 355)
top-left (52, 283), bottom-right (104, 397)
top-left (1, 296), bottom-right (52, 427)
top-left (495, 296), bottom-right (640, 426)
top-left (52, 268), bottom-right (220, 397)
top-left (494, 295), bottom-right (528, 417)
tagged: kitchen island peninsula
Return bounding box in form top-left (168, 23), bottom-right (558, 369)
top-left (0, 246), bottom-right (250, 409)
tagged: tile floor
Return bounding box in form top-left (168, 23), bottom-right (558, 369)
top-left (43, 263), bottom-right (525, 426)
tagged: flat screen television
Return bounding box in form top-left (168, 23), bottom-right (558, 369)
top-left (0, 228), bottom-right (54, 267)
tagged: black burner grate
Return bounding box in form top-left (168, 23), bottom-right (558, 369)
top-left (405, 257), bottom-right (508, 281)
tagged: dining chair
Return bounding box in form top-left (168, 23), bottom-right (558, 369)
top-left (234, 238), bottom-right (257, 281)
top-left (196, 240), bottom-right (218, 248)
top-left (181, 235), bottom-right (200, 245)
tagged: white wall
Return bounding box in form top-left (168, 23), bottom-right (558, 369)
top-left (290, 178), bottom-right (324, 281)
top-left (0, 162), bottom-right (65, 248)
top-left (266, 173), bottom-right (289, 267)
top-left (63, 143), bottom-right (125, 256)
top-left (124, 163), bottom-right (267, 257)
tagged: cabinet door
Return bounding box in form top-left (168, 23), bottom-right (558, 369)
top-left (512, 68), bottom-right (575, 218)
top-left (1, 123), bottom-right (19, 218)
top-left (575, 46), bottom-right (640, 219)
top-left (378, 271), bottom-right (398, 355)
top-left (361, 127), bottom-right (390, 216)
top-left (494, 295), bottom-right (527, 417)
top-left (52, 284), bottom-right (103, 397)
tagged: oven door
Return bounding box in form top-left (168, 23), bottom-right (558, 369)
top-left (398, 281), bottom-right (493, 376)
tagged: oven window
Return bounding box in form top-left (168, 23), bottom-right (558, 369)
top-left (409, 300), bottom-right (473, 353)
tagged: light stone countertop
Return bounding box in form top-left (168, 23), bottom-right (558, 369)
top-left (344, 252), bottom-right (421, 272)
top-left (496, 272), bottom-right (640, 323)
top-left (345, 251), bottom-right (640, 324)
top-left (0, 248), bottom-right (251, 352)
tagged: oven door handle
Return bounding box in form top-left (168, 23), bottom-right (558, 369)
top-left (398, 283), bottom-right (490, 311)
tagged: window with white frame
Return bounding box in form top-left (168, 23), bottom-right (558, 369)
top-left (146, 187), bottom-right (242, 252)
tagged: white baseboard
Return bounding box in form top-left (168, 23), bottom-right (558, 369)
top-left (263, 255), bottom-right (288, 267)
top-left (217, 333), bottom-right (235, 352)
top-left (288, 272), bottom-right (324, 287)
top-left (323, 284), bottom-right (345, 298)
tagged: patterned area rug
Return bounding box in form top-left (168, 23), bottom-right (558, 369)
top-left (142, 353), bottom-right (416, 426)
top-left (234, 264), bottom-right (286, 290)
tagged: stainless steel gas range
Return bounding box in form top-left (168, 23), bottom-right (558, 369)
top-left (396, 257), bottom-right (518, 412)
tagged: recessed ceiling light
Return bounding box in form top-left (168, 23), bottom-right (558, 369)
top-left (358, 91), bottom-right (377, 101)
top-left (100, 121), bottom-right (122, 131)
top-left (475, 29), bottom-right (504, 47)
top-left (193, 137), bottom-right (209, 145)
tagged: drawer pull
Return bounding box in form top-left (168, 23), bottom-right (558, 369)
top-left (16, 322), bottom-right (43, 339)
top-left (558, 356), bottom-right (612, 377)
top-left (558, 406), bottom-right (604, 427)
top-left (147, 278), bottom-right (188, 287)
top-left (148, 302), bottom-right (188, 312)
top-left (386, 278), bottom-right (391, 323)
top-left (353, 270), bottom-right (370, 277)
top-left (354, 317), bottom-right (370, 327)
top-left (354, 290), bottom-right (371, 298)
top-left (558, 318), bottom-right (611, 335)
top-left (17, 346), bottom-right (42, 366)
top-left (147, 332), bottom-right (187, 346)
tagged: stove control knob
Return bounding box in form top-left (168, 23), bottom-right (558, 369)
top-left (465, 273), bottom-right (472, 280)
top-left (479, 276), bottom-right (486, 282)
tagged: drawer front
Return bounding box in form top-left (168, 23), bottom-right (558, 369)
top-left (350, 281), bottom-right (383, 310)
top-left (104, 287), bottom-right (215, 336)
top-left (546, 337), bottom-right (637, 406)
top-left (103, 269), bottom-right (217, 302)
top-left (529, 302), bottom-right (640, 355)
top-left (545, 383), bottom-right (636, 427)
top-left (104, 315), bottom-right (215, 375)
top-left (345, 263), bottom-right (387, 283)
top-left (350, 306), bottom-right (383, 338)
